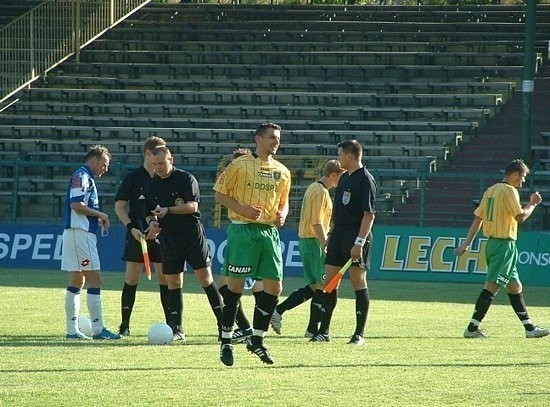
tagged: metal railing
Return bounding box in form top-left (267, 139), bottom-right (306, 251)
top-left (0, 0), bottom-right (151, 105)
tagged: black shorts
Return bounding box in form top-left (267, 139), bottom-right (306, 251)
top-left (158, 223), bottom-right (211, 275)
top-left (325, 224), bottom-right (372, 271)
top-left (122, 230), bottom-right (162, 263)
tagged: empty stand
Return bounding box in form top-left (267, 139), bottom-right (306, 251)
top-left (1, 3), bottom-right (550, 228)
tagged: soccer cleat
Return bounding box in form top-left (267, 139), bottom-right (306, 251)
top-left (270, 310), bottom-right (282, 335)
top-left (304, 331), bottom-right (315, 339)
top-left (463, 328), bottom-right (487, 339)
top-left (118, 324), bottom-right (130, 337)
top-left (172, 331), bottom-right (186, 341)
top-left (347, 335), bottom-right (365, 346)
top-left (66, 331), bottom-right (92, 340)
top-left (93, 328), bottom-right (122, 340)
top-left (245, 339), bottom-right (274, 365)
top-left (525, 326), bottom-right (550, 338)
top-left (232, 327), bottom-right (253, 344)
top-left (309, 333), bottom-right (331, 342)
top-left (220, 344), bottom-right (234, 366)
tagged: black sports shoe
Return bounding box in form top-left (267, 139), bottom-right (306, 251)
top-left (118, 324), bottom-right (130, 337)
top-left (232, 327), bottom-right (253, 344)
top-left (309, 333), bottom-right (331, 342)
top-left (245, 339), bottom-right (274, 365)
top-left (347, 334), bottom-right (365, 346)
top-left (173, 331), bottom-right (186, 341)
top-left (220, 344), bottom-right (234, 366)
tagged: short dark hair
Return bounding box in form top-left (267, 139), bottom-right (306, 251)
top-left (85, 145), bottom-right (110, 162)
top-left (505, 159), bottom-right (529, 176)
top-left (337, 139), bottom-right (363, 160)
top-left (254, 122), bottom-right (281, 138)
top-left (143, 136), bottom-right (166, 153)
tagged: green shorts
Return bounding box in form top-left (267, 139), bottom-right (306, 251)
top-left (222, 223), bottom-right (283, 282)
top-left (299, 238), bottom-right (325, 286)
top-left (485, 238), bottom-right (519, 287)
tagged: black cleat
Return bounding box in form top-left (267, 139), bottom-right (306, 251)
top-left (309, 333), bottom-right (331, 342)
top-left (232, 327), bottom-right (253, 344)
top-left (118, 324), bottom-right (130, 337)
top-left (245, 339), bottom-right (274, 365)
top-left (220, 344), bottom-right (234, 366)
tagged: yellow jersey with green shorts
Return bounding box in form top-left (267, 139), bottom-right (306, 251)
top-left (298, 181), bottom-right (333, 285)
top-left (213, 154), bottom-right (291, 281)
top-left (474, 182), bottom-right (523, 287)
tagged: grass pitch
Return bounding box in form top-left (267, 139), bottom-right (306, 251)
top-left (1, 268), bottom-right (549, 406)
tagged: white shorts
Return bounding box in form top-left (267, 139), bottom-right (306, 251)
top-left (61, 228), bottom-right (101, 272)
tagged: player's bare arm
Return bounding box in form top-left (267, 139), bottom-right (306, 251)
top-left (70, 202), bottom-right (110, 229)
top-left (214, 191), bottom-right (262, 221)
top-left (350, 211), bottom-right (374, 261)
top-left (454, 216), bottom-right (483, 256)
top-left (515, 191), bottom-right (542, 223)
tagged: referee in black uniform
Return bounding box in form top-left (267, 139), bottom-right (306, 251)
top-left (115, 136), bottom-right (170, 336)
top-left (311, 139), bottom-right (377, 346)
top-left (145, 145), bottom-right (223, 340)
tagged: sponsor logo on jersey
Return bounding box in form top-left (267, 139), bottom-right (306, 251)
top-left (257, 171), bottom-right (273, 178)
top-left (227, 264), bottom-right (252, 274)
top-left (254, 182), bottom-right (275, 191)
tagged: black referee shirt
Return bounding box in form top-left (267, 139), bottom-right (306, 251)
top-left (332, 167), bottom-right (377, 226)
top-left (115, 166), bottom-right (152, 231)
top-left (145, 168), bottom-right (202, 234)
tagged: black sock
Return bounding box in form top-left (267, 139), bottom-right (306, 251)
top-left (354, 288), bottom-right (370, 337)
top-left (508, 292), bottom-right (535, 331)
top-left (467, 289), bottom-right (494, 332)
top-left (318, 290), bottom-right (338, 335)
top-left (253, 290), bottom-right (263, 303)
top-left (307, 289), bottom-right (325, 334)
top-left (220, 284), bottom-right (250, 329)
top-left (159, 284), bottom-right (170, 324)
top-left (168, 288), bottom-right (183, 333)
top-left (235, 297), bottom-right (250, 329)
top-left (203, 282), bottom-right (224, 327)
top-left (276, 285), bottom-right (314, 315)
top-left (252, 292), bottom-right (278, 346)
top-left (221, 289), bottom-right (242, 345)
top-left (121, 283), bottom-right (137, 327)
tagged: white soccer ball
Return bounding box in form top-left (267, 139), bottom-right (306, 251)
top-left (147, 322), bottom-right (173, 345)
top-left (78, 316), bottom-right (93, 337)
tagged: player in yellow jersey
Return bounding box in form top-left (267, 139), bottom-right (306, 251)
top-left (455, 159), bottom-right (547, 339)
top-left (270, 160), bottom-right (344, 338)
top-left (214, 122), bottom-right (291, 366)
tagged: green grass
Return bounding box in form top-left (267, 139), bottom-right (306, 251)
top-left (1, 268), bottom-right (550, 406)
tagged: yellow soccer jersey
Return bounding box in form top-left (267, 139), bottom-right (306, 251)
top-left (474, 182), bottom-right (523, 240)
top-left (298, 181), bottom-right (332, 239)
top-left (213, 154), bottom-right (291, 225)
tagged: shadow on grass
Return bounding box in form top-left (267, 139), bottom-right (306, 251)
top-left (1, 361), bottom-right (549, 374)
top-left (1, 268), bottom-right (550, 306)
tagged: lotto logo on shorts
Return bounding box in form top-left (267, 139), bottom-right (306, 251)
top-left (227, 264), bottom-right (252, 274)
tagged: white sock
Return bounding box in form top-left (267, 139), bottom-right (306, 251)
top-left (65, 288), bottom-right (80, 335)
top-left (87, 289), bottom-right (104, 335)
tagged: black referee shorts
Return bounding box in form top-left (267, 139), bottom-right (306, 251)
top-left (122, 229), bottom-right (162, 263)
top-left (325, 224), bottom-right (372, 271)
top-left (158, 223), bottom-right (211, 275)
